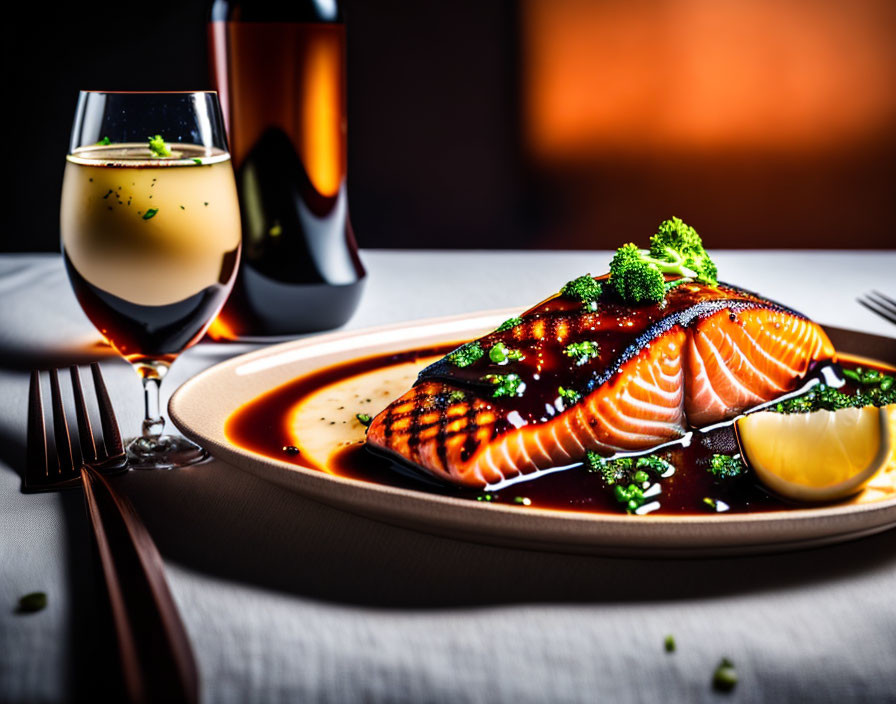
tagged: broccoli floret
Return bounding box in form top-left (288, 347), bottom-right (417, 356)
top-left (649, 217), bottom-right (718, 284)
top-left (608, 218), bottom-right (719, 304)
top-left (446, 342), bottom-right (484, 368)
top-left (561, 274), bottom-right (603, 305)
top-left (708, 454), bottom-right (746, 479)
top-left (609, 243), bottom-right (667, 304)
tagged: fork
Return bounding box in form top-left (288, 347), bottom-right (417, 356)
top-left (26, 364), bottom-right (199, 704)
top-left (857, 290), bottom-right (896, 326)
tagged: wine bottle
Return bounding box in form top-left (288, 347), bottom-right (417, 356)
top-left (209, 0), bottom-right (365, 336)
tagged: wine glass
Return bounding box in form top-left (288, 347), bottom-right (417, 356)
top-left (60, 91), bottom-right (241, 469)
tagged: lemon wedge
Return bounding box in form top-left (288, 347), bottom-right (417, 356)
top-left (736, 405), bottom-right (891, 502)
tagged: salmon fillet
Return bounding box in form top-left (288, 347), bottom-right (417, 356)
top-left (367, 280), bottom-right (835, 488)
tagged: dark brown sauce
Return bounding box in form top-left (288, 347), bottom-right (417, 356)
top-left (225, 345), bottom-right (454, 468)
top-left (225, 343), bottom-right (891, 516)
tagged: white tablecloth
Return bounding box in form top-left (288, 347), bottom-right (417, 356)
top-left (1, 250), bottom-right (895, 703)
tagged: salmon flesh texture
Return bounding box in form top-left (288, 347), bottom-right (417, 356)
top-left (366, 280), bottom-right (835, 488)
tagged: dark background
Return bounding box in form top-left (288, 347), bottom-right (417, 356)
top-left (5, 0), bottom-right (895, 253)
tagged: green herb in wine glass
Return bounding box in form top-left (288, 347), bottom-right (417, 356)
top-left (148, 134), bottom-right (172, 157)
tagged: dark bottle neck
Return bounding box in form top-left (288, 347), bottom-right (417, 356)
top-left (210, 0), bottom-right (343, 23)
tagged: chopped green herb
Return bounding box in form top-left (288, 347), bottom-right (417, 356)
top-left (557, 386), bottom-right (581, 404)
top-left (664, 635), bottom-right (676, 652)
top-left (179, 205), bottom-right (185, 210)
top-left (483, 373), bottom-right (525, 398)
top-left (712, 658), bottom-right (738, 692)
top-left (447, 342), bottom-right (484, 368)
top-left (356, 413), bottom-right (372, 427)
top-left (842, 368), bottom-right (861, 383)
top-left (148, 134), bottom-right (172, 157)
top-left (708, 454), bottom-right (746, 479)
top-left (488, 341), bottom-right (523, 363)
top-left (192, 157), bottom-right (203, 165)
top-left (96, 136), bottom-right (111, 146)
top-left (476, 493), bottom-right (497, 502)
top-left (446, 390), bottom-right (467, 403)
top-left (585, 452), bottom-right (675, 513)
top-left (142, 208), bottom-right (159, 220)
top-left (611, 482), bottom-right (646, 513)
top-left (634, 455), bottom-right (676, 477)
top-left (771, 381), bottom-right (896, 414)
top-left (860, 368), bottom-right (882, 384)
top-left (703, 497), bottom-right (719, 511)
top-left (17, 592), bottom-right (47, 613)
top-left (495, 316), bottom-right (523, 333)
top-left (585, 452), bottom-right (674, 485)
top-left (563, 340), bottom-right (599, 365)
top-left (513, 496), bottom-right (532, 506)
top-left (560, 274), bottom-right (603, 304)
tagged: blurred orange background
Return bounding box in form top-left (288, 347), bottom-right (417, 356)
top-left (519, 0), bottom-right (896, 248)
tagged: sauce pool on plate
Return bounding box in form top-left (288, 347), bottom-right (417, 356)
top-left (225, 345), bottom-right (893, 516)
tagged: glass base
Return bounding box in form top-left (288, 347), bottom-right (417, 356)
top-left (126, 434), bottom-right (210, 470)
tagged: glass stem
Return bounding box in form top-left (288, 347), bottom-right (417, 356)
top-left (141, 375), bottom-right (166, 445)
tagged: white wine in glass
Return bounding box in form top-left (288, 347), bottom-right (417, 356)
top-left (61, 91), bottom-right (241, 469)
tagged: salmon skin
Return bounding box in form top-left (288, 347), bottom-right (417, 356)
top-left (366, 279), bottom-right (835, 488)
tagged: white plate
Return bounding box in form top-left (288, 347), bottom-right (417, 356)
top-left (169, 312), bottom-right (896, 557)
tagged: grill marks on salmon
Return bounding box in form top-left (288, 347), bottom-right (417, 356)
top-left (367, 283), bottom-right (835, 488)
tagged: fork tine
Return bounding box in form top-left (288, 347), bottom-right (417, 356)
top-left (49, 369), bottom-right (75, 476)
top-left (91, 363), bottom-right (124, 458)
top-left (26, 371), bottom-right (48, 484)
top-left (858, 296), bottom-right (896, 326)
top-left (70, 366), bottom-right (98, 463)
top-left (869, 290), bottom-right (896, 315)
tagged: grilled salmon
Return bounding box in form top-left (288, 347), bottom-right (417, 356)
top-left (367, 279), bottom-right (835, 488)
